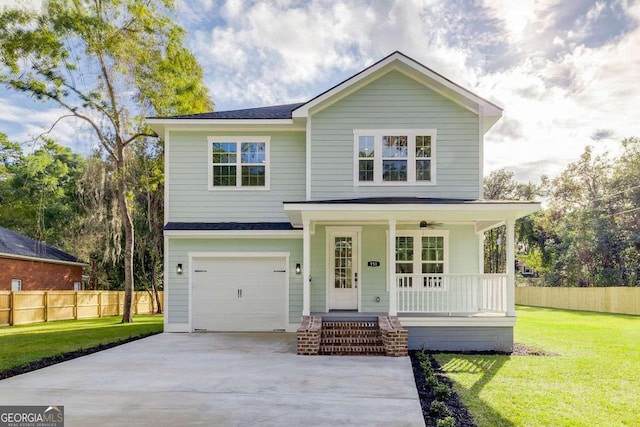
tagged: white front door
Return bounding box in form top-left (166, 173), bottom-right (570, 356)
top-left (328, 230), bottom-right (359, 310)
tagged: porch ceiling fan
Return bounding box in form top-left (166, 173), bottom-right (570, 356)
top-left (419, 220), bottom-right (443, 229)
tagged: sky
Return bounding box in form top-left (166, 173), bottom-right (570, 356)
top-left (1, 0), bottom-right (639, 183)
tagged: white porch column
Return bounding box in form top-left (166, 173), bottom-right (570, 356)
top-left (388, 218), bottom-right (397, 316)
top-left (505, 217), bottom-right (516, 316)
top-left (302, 219), bottom-right (311, 316)
top-left (478, 233), bottom-right (485, 274)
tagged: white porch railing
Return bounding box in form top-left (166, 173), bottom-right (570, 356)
top-left (396, 274), bottom-right (507, 314)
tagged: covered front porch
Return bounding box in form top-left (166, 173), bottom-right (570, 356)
top-left (284, 198), bottom-right (540, 323)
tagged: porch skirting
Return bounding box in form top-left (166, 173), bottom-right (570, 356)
top-left (405, 325), bottom-right (514, 352)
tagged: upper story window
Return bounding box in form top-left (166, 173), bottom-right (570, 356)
top-left (208, 136), bottom-right (270, 190)
top-left (354, 130), bottom-right (436, 185)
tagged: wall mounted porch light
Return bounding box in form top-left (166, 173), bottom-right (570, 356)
top-left (176, 263), bottom-right (183, 275)
top-left (295, 263), bottom-right (301, 275)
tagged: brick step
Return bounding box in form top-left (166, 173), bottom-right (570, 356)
top-left (320, 329), bottom-right (380, 337)
top-left (319, 345), bottom-right (386, 355)
top-left (322, 321), bottom-right (378, 329)
top-left (321, 336), bottom-right (382, 345)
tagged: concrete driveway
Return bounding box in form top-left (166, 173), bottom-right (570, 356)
top-left (0, 333), bottom-right (425, 426)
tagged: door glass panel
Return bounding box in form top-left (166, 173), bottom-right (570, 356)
top-left (334, 237), bottom-right (352, 289)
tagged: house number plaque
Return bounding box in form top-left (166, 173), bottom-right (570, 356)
top-left (367, 261), bottom-right (381, 267)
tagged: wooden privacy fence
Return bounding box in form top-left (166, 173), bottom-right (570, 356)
top-left (516, 286), bottom-right (640, 315)
top-left (0, 291), bottom-right (163, 326)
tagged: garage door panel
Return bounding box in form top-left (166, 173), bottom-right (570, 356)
top-left (192, 256), bottom-right (286, 331)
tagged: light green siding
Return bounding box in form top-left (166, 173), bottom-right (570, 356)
top-left (166, 238), bottom-right (303, 326)
top-left (167, 131), bottom-right (305, 222)
top-left (309, 70), bottom-right (480, 200)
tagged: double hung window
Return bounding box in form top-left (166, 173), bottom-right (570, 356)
top-left (208, 136), bottom-right (270, 190)
top-left (394, 231), bottom-right (447, 288)
top-left (355, 130), bottom-right (436, 185)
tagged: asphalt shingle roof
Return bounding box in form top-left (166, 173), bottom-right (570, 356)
top-left (152, 103), bottom-right (306, 120)
top-left (0, 226), bottom-right (83, 263)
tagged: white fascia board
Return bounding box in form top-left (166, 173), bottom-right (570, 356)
top-left (0, 253), bottom-right (87, 267)
top-left (284, 202), bottom-right (540, 227)
top-left (400, 316), bottom-right (516, 328)
top-left (146, 119), bottom-right (304, 135)
top-left (164, 230), bottom-right (302, 239)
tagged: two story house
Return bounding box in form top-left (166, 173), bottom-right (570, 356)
top-left (148, 51), bottom-right (540, 352)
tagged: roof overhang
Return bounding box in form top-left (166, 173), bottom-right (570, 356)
top-left (0, 252), bottom-right (88, 267)
top-left (145, 119), bottom-right (305, 136)
top-left (283, 200), bottom-right (540, 230)
top-left (292, 51), bottom-right (503, 133)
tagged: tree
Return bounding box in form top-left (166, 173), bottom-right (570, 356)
top-left (0, 1), bottom-right (212, 321)
top-left (483, 169), bottom-right (539, 273)
top-left (0, 134), bottom-right (85, 248)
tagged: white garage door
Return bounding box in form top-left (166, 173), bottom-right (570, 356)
top-left (192, 256), bottom-right (287, 331)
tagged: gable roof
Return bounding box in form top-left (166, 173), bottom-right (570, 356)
top-left (292, 51), bottom-right (502, 132)
top-left (146, 51), bottom-right (503, 134)
top-left (0, 226), bottom-right (85, 265)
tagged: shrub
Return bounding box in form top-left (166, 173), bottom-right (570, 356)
top-left (429, 400), bottom-right (451, 417)
top-left (425, 374), bottom-right (439, 387)
top-left (434, 383), bottom-right (452, 400)
top-left (420, 359), bottom-right (433, 374)
top-left (416, 349), bottom-right (428, 362)
top-left (436, 416), bottom-right (456, 427)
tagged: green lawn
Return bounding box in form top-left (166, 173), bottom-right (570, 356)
top-left (0, 315), bottom-right (163, 373)
top-left (435, 306), bottom-right (640, 427)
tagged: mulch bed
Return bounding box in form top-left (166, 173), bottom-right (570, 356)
top-left (410, 352), bottom-right (476, 427)
top-left (0, 332), bottom-right (161, 381)
top-left (410, 343), bottom-right (557, 426)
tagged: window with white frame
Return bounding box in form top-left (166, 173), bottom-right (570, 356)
top-left (394, 231), bottom-right (447, 288)
top-left (11, 279), bottom-right (22, 291)
top-left (208, 136), bottom-right (270, 190)
top-left (355, 130), bottom-right (436, 185)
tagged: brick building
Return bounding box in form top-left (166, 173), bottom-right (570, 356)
top-left (0, 226), bottom-right (86, 291)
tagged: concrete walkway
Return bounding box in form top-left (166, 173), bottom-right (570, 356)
top-left (0, 333), bottom-right (425, 426)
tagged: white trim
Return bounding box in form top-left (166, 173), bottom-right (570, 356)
top-left (325, 226), bottom-right (362, 311)
top-left (163, 230), bottom-right (302, 238)
top-left (164, 235), bottom-right (170, 332)
top-left (388, 219), bottom-right (397, 316)
top-left (164, 127), bottom-right (170, 225)
top-left (399, 316), bottom-right (516, 328)
top-left (305, 116), bottom-right (312, 200)
top-left (478, 105), bottom-right (484, 199)
top-left (302, 220), bottom-right (311, 316)
top-left (0, 253), bottom-right (87, 267)
top-left (207, 136), bottom-right (271, 191)
top-left (395, 229), bottom-right (450, 275)
top-left (353, 129), bottom-right (437, 186)
top-left (187, 251), bottom-right (290, 332)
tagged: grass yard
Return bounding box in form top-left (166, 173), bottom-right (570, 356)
top-left (435, 306), bottom-right (640, 427)
top-left (0, 315), bottom-right (163, 374)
